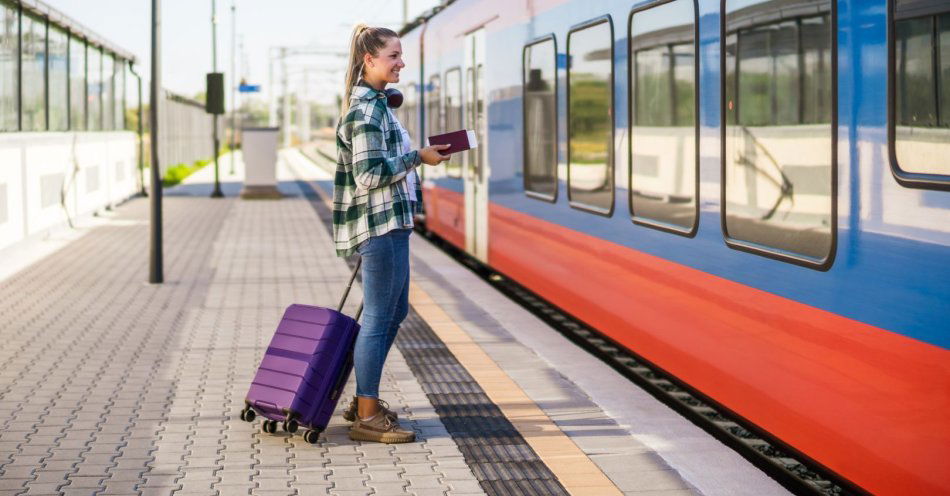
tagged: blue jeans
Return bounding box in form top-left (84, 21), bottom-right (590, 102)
top-left (354, 228), bottom-right (411, 398)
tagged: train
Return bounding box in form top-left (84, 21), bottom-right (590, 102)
top-left (388, 0), bottom-right (950, 494)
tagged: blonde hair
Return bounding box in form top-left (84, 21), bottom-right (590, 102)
top-left (341, 23), bottom-right (399, 115)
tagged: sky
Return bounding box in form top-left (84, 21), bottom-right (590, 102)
top-left (43, 0), bottom-right (441, 106)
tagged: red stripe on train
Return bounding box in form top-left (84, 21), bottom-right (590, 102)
top-left (472, 201), bottom-right (948, 495)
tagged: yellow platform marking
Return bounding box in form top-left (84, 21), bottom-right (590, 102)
top-left (409, 284), bottom-right (623, 496)
top-left (298, 168), bottom-right (622, 494)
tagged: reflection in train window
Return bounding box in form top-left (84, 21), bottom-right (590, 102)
top-left (567, 17), bottom-right (614, 215)
top-left (723, 0), bottom-right (834, 263)
top-left (523, 36), bottom-right (558, 201)
top-left (629, 0), bottom-right (697, 233)
top-left (444, 68), bottom-right (463, 178)
top-left (892, 7), bottom-right (950, 180)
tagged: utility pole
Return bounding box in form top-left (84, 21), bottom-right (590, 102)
top-left (210, 0), bottom-right (224, 197)
top-left (299, 70), bottom-right (310, 144)
top-left (230, 0), bottom-right (236, 175)
top-left (281, 46), bottom-right (290, 148)
top-left (149, 0), bottom-right (163, 284)
top-left (268, 51), bottom-right (276, 127)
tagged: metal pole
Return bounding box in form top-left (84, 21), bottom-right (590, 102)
top-left (211, 0), bottom-right (223, 197)
top-left (149, 0), bottom-right (163, 284)
top-left (268, 50), bottom-right (276, 126)
top-left (229, 0), bottom-right (236, 175)
top-left (403, 0), bottom-right (408, 26)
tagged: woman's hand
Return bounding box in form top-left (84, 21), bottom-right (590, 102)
top-left (420, 144), bottom-right (451, 165)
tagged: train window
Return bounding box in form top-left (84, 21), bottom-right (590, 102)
top-left (629, 0), bottom-right (698, 234)
top-left (890, 1), bottom-right (950, 188)
top-left (48, 25), bottom-right (68, 132)
top-left (0, 2), bottom-right (17, 131)
top-left (444, 68), bottom-right (463, 178)
top-left (426, 75), bottom-right (441, 138)
top-left (69, 36), bottom-right (86, 131)
top-left (723, 0), bottom-right (835, 267)
top-left (567, 16), bottom-right (614, 215)
top-left (421, 75), bottom-right (440, 182)
top-left (87, 46), bottom-right (101, 131)
top-left (21, 13), bottom-right (46, 131)
top-left (523, 36), bottom-right (558, 202)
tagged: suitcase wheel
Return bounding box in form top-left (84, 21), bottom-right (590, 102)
top-left (282, 419), bottom-right (299, 433)
top-left (262, 419), bottom-right (278, 434)
top-left (240, 407), bottom-right (256, 422)
top-left (303, 428), bottom-right (322, 444)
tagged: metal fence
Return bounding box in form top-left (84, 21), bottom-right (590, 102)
top-left (157, 91), bottom-right (219, 173)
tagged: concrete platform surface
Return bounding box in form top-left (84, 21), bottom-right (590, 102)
top-left (0, 148), bottom-right (789, 496)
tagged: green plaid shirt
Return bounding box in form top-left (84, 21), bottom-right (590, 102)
top-left (333, 84), bottom-right (424, 257)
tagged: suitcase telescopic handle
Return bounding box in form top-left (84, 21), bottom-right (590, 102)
top-left (337, 257), bottom-right (364, 321)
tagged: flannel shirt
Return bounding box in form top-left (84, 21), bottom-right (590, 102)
top-left (333, 83), bottom-right (424, 257)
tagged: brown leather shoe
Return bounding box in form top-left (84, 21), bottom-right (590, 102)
top-left (342, 396), bottom-right (398, 422)
top-left (348, 414), bottom-right (415, 444)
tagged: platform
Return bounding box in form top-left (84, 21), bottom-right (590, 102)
top-left (0, 149), bottom-right (788, 495)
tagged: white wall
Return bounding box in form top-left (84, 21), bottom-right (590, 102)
top-left (0, 132), bottom-right (139, 252)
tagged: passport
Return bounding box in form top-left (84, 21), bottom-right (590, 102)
top-left (425, 129), bottom-right (478, 155)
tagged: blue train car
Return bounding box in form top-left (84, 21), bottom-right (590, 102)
top-left (395, 0), bottom-right (950, 493)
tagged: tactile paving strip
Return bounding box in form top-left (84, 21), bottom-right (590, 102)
top-left (296, 180), bottom-right (570, 496)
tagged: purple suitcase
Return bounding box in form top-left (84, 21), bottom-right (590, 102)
top-left (240, 259), bottom-right (363, 443)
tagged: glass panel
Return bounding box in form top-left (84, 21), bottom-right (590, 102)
top-left (940, 14), bottom-right (950, 127)
top-left (475, 64), bottom-right (485, 178)
top-left (423, 75), bottom-right (441, 182)
top-left (21, 14), bottom-right (46, 131)
top-left (48, 25), bottom-right (68, 131)
top-left (802, 16), bottom-right (831, 124)
top-left (1, 3), bottom-right (17, 131)
top-left (894, 14), bottom-right (950, 176)
top-left (895, 17), bottom-right (936, 126)
top-left (466, 66), bottom-right (475, 176)
top-left (444, 68), bottom-right (462, 178)
top-left (630, 0), bottom-right (696, 230)
top-left (102, 54), bottom-right (113, 130)
top-left (568, 20), bottom-right (612, 212)
top-left (69, 36), bottom-right (85, 131)
top-left (405, 82), bottom-right (417, 145)
top-left (114, 57), bottom-right (125, 130)
top-left (426, 75), bottom-right (440, 137)
top-left (524, 38), bottom-right (558, 199)
top-left (87, 46), bottom-right (101, 130)
top-left (724, 0), bottom-right (833, 261)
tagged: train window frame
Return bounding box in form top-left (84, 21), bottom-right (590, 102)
top-left (719, 0), bottom-right (839, 271)
top-left (443, 66), bottom-right (464, 179)
top-left (522, 33), bottom-right (559, 203)
top-left (566, 15), bottom-right (615, 217)
top-left (887, 0), bottom-right (950, 191)
top-left (627, 0), bottom-right (700, 237)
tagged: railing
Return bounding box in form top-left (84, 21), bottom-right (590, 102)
top-left (156, 91), bottom-right (221, 174)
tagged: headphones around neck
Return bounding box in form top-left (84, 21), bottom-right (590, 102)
top-left (385, 88), bottom-right (403, 109)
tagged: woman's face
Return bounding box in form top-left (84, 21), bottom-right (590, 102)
top-left (364, 37), bottom-right (404, 85)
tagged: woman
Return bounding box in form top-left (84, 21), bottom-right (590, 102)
top-left (334, 23), bottom-right (450, 444)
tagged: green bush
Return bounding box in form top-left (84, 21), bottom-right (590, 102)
top-left (162, 159), bottom-right (211, 187)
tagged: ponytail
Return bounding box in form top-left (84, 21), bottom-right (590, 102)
top-left (341, 23), bottom-right (399, 116)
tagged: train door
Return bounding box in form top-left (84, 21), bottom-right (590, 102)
top-left (463, 29), bottom-right (488, 262)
